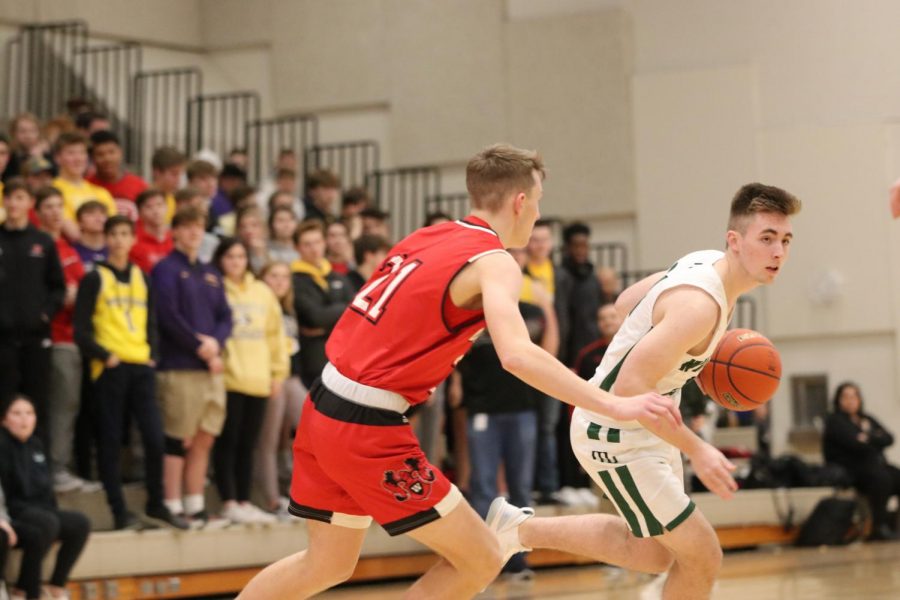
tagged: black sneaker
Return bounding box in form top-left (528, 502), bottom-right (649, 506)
top-left (145, 505), bottom-right (190, 530)
top-left (187, 510), bottom-right (230, 530)
top-left (114, 511), bottom-right (143, 531)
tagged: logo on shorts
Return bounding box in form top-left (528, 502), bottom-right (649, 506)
top-left (381, 457), bottom-right (436, 502)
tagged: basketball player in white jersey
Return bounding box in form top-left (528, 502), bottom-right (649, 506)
top-left (489, 183), bottom-right (800, 599)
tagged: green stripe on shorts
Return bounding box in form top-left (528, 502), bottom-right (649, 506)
top-left (666, 501), bottom-right (696, 531)
top-left (587, 422), bottom-right (602, 440)
top-left (607, 428), bottom-right (621, 443)
top-left (598, 470), bottom-right (643, 537)
top-left (615, 465), bottom-right (664, 536)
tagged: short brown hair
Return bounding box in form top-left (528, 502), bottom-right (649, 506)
top-left (306, 169), bottom-right (341, 191)
top-left (729, 183), bottom-right (801, 232)
top-left (186, 159), bottom-right (217, 180)
top-left (53, 131), bottom-right (88, 155)
top-left (3, 178), bottom-right (31, 199)
top-left (151, 146), bottom-right (187, 171)
top-left (466, 143), bottom-right (545, 211)
top-left (34, 186), bottom-right (63, 209)
top-left (75, 200), bottom-right (108, 221)
top-left (174, 187), bottom-right (204, 206)
top-left (172, 205), bottom-right (206, 229)
top-left (136, 188), bottom-right (166, 211)
top-left (293, 219), bottom-right (325, 245)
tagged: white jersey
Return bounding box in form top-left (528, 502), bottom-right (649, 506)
top-left (586, 249), bottom-right (730, 429)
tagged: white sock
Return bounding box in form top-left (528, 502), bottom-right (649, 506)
top-left (164, 498), bottom-right (184, 515)
top-left (184, 494), bottom-right (205, 515)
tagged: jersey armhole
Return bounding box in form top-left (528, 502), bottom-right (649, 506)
top-left (651, 283), bottom-right (725, 358)
top-left (440, 248), bottom-right (508, 334)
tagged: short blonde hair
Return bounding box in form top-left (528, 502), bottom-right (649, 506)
top-left (466, 143), bottom-right (545, 212)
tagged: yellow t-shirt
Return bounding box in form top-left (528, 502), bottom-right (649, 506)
top-left (165, 192), bottom-right (176, 224)
top-left (521, 259), bottom-right (555, 304)
top-left (91, 264), bottom-right (151, 379)
top-left (53, 177), bottom-right (118, 221)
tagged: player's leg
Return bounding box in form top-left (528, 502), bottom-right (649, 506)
top-left (237, 520), bottom-right (367, 599)
top-left (653, 508), bottom-right (722, 599)
top-left (518, 512), bottom-right (673, 574)
top-left (404, 500), bottom-right (503, 600)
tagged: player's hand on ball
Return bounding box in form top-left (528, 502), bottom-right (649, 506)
top-left (691, 442), bottom-right (738, 500)
top-left (613, 392), bottom-right (683, 431)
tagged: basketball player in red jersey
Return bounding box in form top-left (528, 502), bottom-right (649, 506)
top-left (239, 144), bottom-right (681, 600)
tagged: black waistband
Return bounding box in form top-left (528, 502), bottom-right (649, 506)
top-left (310, 379), bottom-right (409, 426)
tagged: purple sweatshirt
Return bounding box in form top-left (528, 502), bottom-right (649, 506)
top-left (151, 249), bottom-right (232, 371)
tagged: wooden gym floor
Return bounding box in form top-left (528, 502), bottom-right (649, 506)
top-left (318, 540), bottom-right (900, 599)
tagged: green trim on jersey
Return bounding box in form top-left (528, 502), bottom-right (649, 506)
top-left (599, 346), bottom-right (635, 392)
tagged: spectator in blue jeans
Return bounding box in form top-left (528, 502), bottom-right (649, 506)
top-left (454, 248), bottom-right (559, 576)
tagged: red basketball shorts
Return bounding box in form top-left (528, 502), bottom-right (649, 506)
top-left (289, 380), bottom-right (462, 536)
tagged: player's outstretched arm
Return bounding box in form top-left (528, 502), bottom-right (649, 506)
top-left (612, 287), bottom-right (738, 499)
top-left (471, 252), bottom-right (682, 431)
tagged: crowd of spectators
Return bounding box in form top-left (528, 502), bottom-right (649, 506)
top-left (11, 99), bottom-right (887, 594)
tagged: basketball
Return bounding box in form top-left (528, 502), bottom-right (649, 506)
top-left (696, 328), bottom-right (781, 411)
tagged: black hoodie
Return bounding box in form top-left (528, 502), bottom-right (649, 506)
top-left (0, 428), bottom-right (56, 516)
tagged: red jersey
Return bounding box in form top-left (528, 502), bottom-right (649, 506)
top-left (87, 171), bottom-right (148, 221)
top-left (51, 237), bottom-right (85, 344)
top-left (327, 216), bottom-right (505, 405)
top-left (129, 221), bottom-right (173, 273)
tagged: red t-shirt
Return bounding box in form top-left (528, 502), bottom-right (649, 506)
top-left (129, 221), bottom-right (173, 274)
top-left (327, 216), bottom-right (505, 405)
top-left (87, 171), bottom-right (148, 221)
top-left (51, 237), bottom-right (85, 344)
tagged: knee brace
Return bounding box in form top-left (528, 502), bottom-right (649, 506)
top-left (164, 436), bottom-right (186, 457)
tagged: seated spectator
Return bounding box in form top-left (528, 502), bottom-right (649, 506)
top-left (360, 206), bottom-right (391, 240)
top-left (150, 146), bottom-right (187, 223)
top-left (455, 247), bottom-right (558, 577)
top-left (153, 207), bottom-right (233, 526)
top-left (186, 160), bottom-right (219, 231)
top-left (51, 132), bottom-right (117, 226)
top-left (824, 382), bottom-right (900, 541)
top-left (572, 302), bottom-right (623, 381)
top-left (256, 262), bottom-right (305, 517)
top-left (0, 395), bottom-right (90, 600)
top-left (259, 165), bottom-right (304, 220)
top-left (235, 206), bottom-right (269, 274)
top-left (22, 157), bottom-right (55, 194)
top-left (218, 186), bottom-right (258, 237)
top-left (173, 187), bottom-right (219, 263)
top-left (35, 187), bottom-right (95, 493)
top-left (4, 113), bottom-right (55, 183)
top-left (325, 220), bottom-right (353, 275)
top-left (596, 266), bottom-right (623, 301)
top-left (341, 186), bottom-right (370, 240)
top-left (291, 220), bottom-right (353, 388)
top-left (130, 189), bottom-right (173, 274)
top-left (210, 163), bottom-right (247, 221)
top-left (212, 240), bottom-right (288, 524)
top-left (302, 169), bottom-right (341, 223)
top-left (347, 234), bottom-right (391, 292)
top-left (71, 201), bottom-right (109, 271)
top-left (267, 206), bottom-right (299, 264)
top-left (74, 216), bottom-right (187, 531)
top-left (87, 130), bottom-right (147, 220)
top-left (0, 180), bottom-right (64, 461)
top-left (267, 190), bottom-right (296, 215)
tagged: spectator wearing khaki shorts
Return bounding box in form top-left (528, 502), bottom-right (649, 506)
top-left (152, 206), bottom-right (233, 526)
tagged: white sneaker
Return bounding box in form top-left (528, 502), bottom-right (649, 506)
top-left (0, 582), bottom-right (9, 600)
top-left (557, 486), bottom-right (584, 506)
top-left (53, 470), bottom-right (84, 493)
top-left (486, 497), bottom-right (535, 563)
top-left (239, 502), bottom-right (277, 524)
top-left (577, 487), bottom-right (598, 507)
top-left (221, 502), bottom-right (253, 524)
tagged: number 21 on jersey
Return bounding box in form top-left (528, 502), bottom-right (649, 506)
top-left (351, 255), bottom-right (422, 323)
